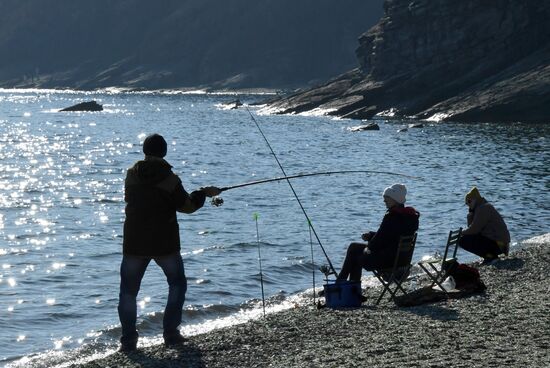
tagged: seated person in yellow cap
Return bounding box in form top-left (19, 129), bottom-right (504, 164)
top-left (338, 183), bottom-right (420, 282)
top-left (459, 187), bottom-right (510, 264)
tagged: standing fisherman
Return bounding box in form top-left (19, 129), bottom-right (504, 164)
top-left (118, 133), bottom-right (220, 352)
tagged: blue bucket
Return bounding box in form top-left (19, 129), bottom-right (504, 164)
top-left (323, 280), bottom-right (363, 308)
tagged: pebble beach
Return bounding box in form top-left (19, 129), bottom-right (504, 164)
top-left (69, 235), bottom-right (549, 368)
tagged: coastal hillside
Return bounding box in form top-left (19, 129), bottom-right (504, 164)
top-left (268, 0), bottom-right (550, 123)
top-left (0, 0), bottom-right (383, 90)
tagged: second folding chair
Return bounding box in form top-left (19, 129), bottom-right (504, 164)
top-left (418, 228), bottom-right (462, 295)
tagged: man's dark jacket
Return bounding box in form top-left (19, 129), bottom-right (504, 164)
top-left (123, 156), bottom-right (206, 257)
top-left (365, 206), bottom-right (420, 269)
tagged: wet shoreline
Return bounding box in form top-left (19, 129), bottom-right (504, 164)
top-left (70, 236), bottom-right (550, 368)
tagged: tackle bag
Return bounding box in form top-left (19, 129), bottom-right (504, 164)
top-left (445, 260), bottom-right (486, 291)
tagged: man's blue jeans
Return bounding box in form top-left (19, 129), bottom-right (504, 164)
top-left (118, 252), bottom-right (187, 344)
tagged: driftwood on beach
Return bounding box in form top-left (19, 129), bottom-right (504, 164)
top-left (70, 239), bottom-right (550, 368)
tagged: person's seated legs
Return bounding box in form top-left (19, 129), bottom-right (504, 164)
top-left (338, 242), bottom-right (367, 282)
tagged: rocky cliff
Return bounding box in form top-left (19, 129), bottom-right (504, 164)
top-left (268, 0), bottom-right (550, 123)
top-left (0, 0), bottom-right (383, 90)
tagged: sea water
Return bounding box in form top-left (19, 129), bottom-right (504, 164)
top-left (0, 89), bottom-right (548, 366)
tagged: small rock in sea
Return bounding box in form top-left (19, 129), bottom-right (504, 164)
top-left (398, 127), bottom-right (408, 132)
top-left (229, 99), bottom-right (243, 110)
top-left (408, 123), bottom-right (424, 128)
top-left (60, 101), bottom-right (103, 112)
top-left (350, 122), bottom-right (380, 132)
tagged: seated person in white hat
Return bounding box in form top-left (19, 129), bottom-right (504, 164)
top-left (459, 186), bottom-right (510, 264)
top-left (338, 184), bottom-right (420, 282)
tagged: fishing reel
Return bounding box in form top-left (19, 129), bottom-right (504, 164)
top-left (211, 196), bottom-right (224, 207)
top-left (319, 264), bottom-right (336, 278)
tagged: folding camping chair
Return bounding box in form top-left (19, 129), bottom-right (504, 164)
top-left (418, 228), bottom-right (462, 295)
top-left (372, 233), bottom-right (417, 305)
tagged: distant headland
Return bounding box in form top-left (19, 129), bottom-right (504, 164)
top-left (267, 0), bottom-right (550, 123)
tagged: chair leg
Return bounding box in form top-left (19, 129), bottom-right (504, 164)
top-left (418, 263), bottom-right (449, 296)
top-left (418, 264), bottom-right (437, 285)
top-left (374, 273), bottom-right (392, 305)
top-left (375, 273), bottom-right (410, 305)
top-left (432, 273), bottom-right (451, 296)
top-left (376, 285), bottom-right (389, 305)
top-left (387, 275), bottom-right (412, 304)
top-left (387, 285), bottom-right (403, 303)
top-left (393, 281), bottom-right (408, 295)
top-left (393, 266), bottom-right (411, 295)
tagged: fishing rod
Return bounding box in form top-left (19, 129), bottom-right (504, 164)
top-left (219, 170), bottom-right (419, 192)
top-left (244, 106), bottom-right (338, 276)
top-left (254, 212), bottom-right (267, 317)
top-left (308, 219), bottom-right (316, 306)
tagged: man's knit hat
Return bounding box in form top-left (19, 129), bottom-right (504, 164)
top-left (383, 183), bottom-right (407, 204)
top-left (143, 133), bottom-right (167, 158)
top-left (465, 186), bottom-right (482, 204)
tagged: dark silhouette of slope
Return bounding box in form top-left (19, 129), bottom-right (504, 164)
top-left (0, 0), bottom-right (383, 89)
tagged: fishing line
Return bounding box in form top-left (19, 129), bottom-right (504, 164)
top-left (244, 106), bottom-right (338, 276)
top-left (218, 170), bottom-right (420, 192)
top-left (308, 219), bottom-right (316, 306)
top-left (254, 212), bottom-right (266, 317)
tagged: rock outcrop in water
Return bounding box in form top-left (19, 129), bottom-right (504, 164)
top-left (60, 101), bottom-right (103, 112)
top-left (268, 0), bottom-right (550, 123)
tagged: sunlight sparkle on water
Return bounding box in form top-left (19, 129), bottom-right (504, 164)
top-left (52, 262), bottom-right (66, 270)
top-left (37, 218), bottom-right (54, 227)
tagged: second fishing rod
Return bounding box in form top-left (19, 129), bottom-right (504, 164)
top-left (243, 106), bottom-right (338, 276)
